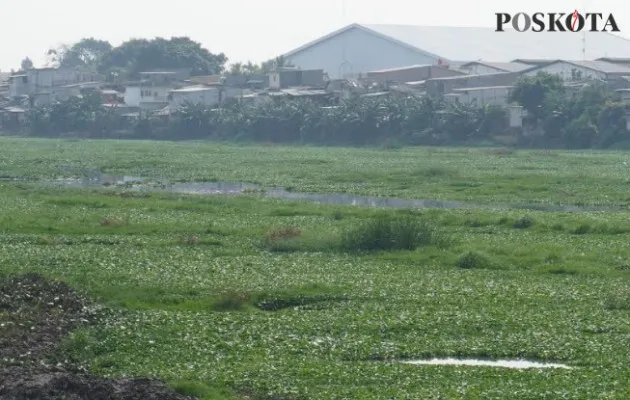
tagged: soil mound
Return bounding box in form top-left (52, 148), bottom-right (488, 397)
top-left (0, 273), bottom-right (193, 400)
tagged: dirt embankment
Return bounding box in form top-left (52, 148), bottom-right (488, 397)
top-left (0, 273), bottom-right (194, 400)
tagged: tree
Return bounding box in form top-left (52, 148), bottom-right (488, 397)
top-left (260, 56), bottom-right (294, 73)
top-left (229, 61), bottom-right (263, 76)
top-left (229, 62), bottom-right (243, 75)
top-left (20, 57), bottom-right (33, 71)
top-left (509, 72), bottom-right (565, 119)
top-left (49, 38), bottom-right (113, 70)
top-left (98, 37), bottom-right (227, 78)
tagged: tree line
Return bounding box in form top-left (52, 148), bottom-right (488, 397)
top-left (8, 67), bottom-right (630, 149)
top-left (18, 36), bottom-right (291, 81)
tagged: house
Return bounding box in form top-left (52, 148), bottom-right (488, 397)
top-left (0, 72), bottom-right (9, 94)
top-left (425, 72), bottom-right (522, 96)
top-left (29, 81), bottom-right (104, 106)
top-left (595, 58), bottom-right (630, 69)
top-left (0, 106), bottom-right (27, 130)
top-left (281, 23), bottom-right (630, 79)
top-left (124, 71), bottom-right (180, 110)
top-left (458, 61), bottom-right (531, 75)
top-left (266, 88), bottom-right (331, 104)
top-left (521, 60), bottom-right (630, 82)
top-left (366, 64), bottom-right (463, 84)
top-left (99, 89), bottom-right (123, 104)
top-left (168, 86), bottom-right (221, 107)
top-left (450, 86), bottom-right (514, 106)
top-left (269, 68), bottom-right (325, 89)
top-left (8, 67), bottom-right (101, 98)
top-left (510, 59), bottom-right (555, 67)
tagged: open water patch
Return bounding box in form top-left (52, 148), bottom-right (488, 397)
top-left (400, 358), bottom-right (572, 369)
top-left (43, 167), bottom-right (626, 213)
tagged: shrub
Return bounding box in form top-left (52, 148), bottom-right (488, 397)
top-left (177, 234), bottom-right (200, 245)
top-left (99, 215), bottom-right (128, 227)
top-left (572, 223), bottom-right (592, 235)
top-left (341, 216), bottom-right (440, 252)
top-left (264, 226), bottom-right (303, 252)
top-left (513, 215), bottom-right (534, 229)
top-left (456, 251), bottom-right (493, 269)
top-left (211, 292), bottom-right (250, 312)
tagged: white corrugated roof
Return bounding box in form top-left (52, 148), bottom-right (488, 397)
top-left (169, 86), bottom-right (215, 93)
top-left (362, 24), bottom-right (630, 62)
top-left (555, 60), bottom-right (630, 74)
top-left (460, 61), bottom-right (531, 72)
top-left (284, 23), bottom-right (630, 63)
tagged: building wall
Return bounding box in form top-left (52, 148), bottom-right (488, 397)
top-left (285, 27), bottom-right (439, 80)
top-left (300, 69), bottom-right (325, 87)
top-left (8, 75), bottom-right (30, 97)
top-left (523, 62), bottom-right (606, 82)
top-left (169, 89), bottom-right (220, 107)
top-left (269, 69), bottom-right (325, 89)
top-left (8, 68), bottom-right (100, 98)
top-left (124, 87), bottom-right (141, 107)
top-left (454, 86), bottom-right (513, 106)
top-left (367, 65), bottom-right (462, 83)
top-left (140, 86), bottom-right (171, 103)
top-left (139, 102), bottom-right (168, 111)
top-left (426, 72), bottom-right (520, 96)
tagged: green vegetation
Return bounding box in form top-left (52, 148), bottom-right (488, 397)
top-left (46, 37), bottom-right (227, 79)
top-left (2, 137), bottom-right (630, 207)
top-left (2, 138), bottom-right (630, 398)
top-left (8, 72), bottom-right (630, 150)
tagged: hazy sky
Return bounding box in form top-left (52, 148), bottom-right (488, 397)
top-left (0, 0), bottom-right (625, 72)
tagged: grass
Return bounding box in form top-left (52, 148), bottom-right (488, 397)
top-left (2, 138), bottom-right (630, 398)
top-left (3, 137), bottom-right (630, 207)
top-left (340, 216), bottom-right (443, 251)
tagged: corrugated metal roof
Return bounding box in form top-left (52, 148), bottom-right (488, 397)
top-left (428, 71), bottom-right (514, 82)
top-left (453, 86), bottom-right (514, 92)
top-left (460, 61), bottom-right (531, 72)
top-left (61, 81), bottom-right (102, 89)
top-left (140, 71), bottom-right (177, 75)
top-left (169, 86), bottom-right (215, 93)
top-left (548, 60), bottom-right (630, 74)
top-left (358, 24), bottom-right (630, 62)
top-left (368, 64), bottom-right (432, 73)
top-left (596, 57), bottom-right (630, 62)
top-left (361, 91), bottom-right (390, 97)
top-left (4, 107), bottom-right (26, 113)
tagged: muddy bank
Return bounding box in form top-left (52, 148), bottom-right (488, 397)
top-left (0, 273), bottom-right (193, 400)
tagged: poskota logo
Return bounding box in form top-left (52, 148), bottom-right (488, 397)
top-left (495, 11), bottom-right (620, 32)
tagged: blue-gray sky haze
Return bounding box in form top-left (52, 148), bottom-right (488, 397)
top-left (0, 0), bottom-right (624, 72)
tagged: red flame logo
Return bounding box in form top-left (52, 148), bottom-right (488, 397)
top-left (571, 9), bottom-right (579, 31)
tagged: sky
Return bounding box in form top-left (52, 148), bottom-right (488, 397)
top-left (0, 0), bottom-right (625, 72)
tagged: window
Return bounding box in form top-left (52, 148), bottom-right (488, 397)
top-left (22, 76), bottom-right (28, 84)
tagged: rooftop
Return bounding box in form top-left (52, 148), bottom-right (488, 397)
top-left (140, 71), bottom-right (178, 75)
top-left (368, 64), bottom-right (432, 73)
top-left (596, 57), bottom-right (630, 62)
top-left (60, 81), bottom-right (103, 89)
top-left (363, 24), bottom-right (630, 62)
top-left (286, 23), bottom-right (630, 62)
top-left (453, 85), bottom-right (514, 91)
top-left (427, 72), bottom-right (514, 82)
top-left (537, 60), bottom-right (630, 74)
top-left (460, 61), bottom-right (531, 73)
top-left (169, 86), bottom-right (216, 93)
